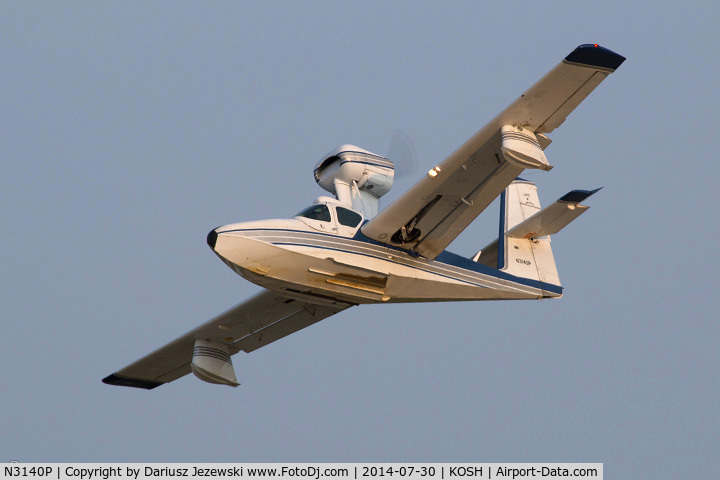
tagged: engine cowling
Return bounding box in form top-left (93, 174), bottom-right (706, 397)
top-left (313, 145), bottom-right (394, 218)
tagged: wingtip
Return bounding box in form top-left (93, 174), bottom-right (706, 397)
top-left (102, 373), bottom-right (164, 390)
top-left (559, 188), bottom-right (601, 204)
top-left (565, 44), bottom-right (626, 71)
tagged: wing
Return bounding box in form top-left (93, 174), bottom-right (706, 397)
top-left (361, 44), bottom-right (625, 260)
top-left (102, 289), bottom-right (353, 389)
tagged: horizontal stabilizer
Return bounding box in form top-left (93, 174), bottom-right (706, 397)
top-left (505, 188), bottom-right (601, 239)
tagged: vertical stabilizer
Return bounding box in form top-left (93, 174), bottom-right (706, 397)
top-left (500, 179), bottom-right (561, 288)
top-left (475, 179), bottom-right (561, 296)
top-left (474, 179), bottom-right (600, 297)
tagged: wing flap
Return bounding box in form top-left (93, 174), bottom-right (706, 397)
top-left (233, 303), bottom-right (344, 353)
top-left (103, 289), bottom-right (352, 389)
top-left (412, 162), bottom-right (522, 259)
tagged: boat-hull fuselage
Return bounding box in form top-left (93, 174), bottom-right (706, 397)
top-left (210, 220), bottom-right (562, 306)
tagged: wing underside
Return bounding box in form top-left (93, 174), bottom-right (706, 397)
top-left (103, 290), bottom-right (353, 389)
top-left (361, 44), bottom-right (624, 260)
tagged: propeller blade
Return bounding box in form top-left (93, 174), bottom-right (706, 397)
top-left (387, 128), bottom-right (417, 179)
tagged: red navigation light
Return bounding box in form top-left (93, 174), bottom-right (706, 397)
top-left (594, 44), bottom-right (599, 47)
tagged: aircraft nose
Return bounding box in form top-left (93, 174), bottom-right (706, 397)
top-left (207, 229), bottom-right (218, 249)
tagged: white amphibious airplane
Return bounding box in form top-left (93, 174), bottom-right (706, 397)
top-left (104, 44), bottom-right (624, 389)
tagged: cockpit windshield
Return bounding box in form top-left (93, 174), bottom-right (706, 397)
top-left (295, 204), bottom-right (331, 222)
top-left (336, 206), bottom-right (362, 228)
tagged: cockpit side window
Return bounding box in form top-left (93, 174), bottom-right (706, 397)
top-left (336, 206), bottom-right (362, 228)
top-left (296, 204), bottom-right (331, 222)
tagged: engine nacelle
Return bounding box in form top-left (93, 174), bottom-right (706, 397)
top-left (191, 339), bottom-right (239, 387)
top-left (314, 145), bottom-right (394, 218)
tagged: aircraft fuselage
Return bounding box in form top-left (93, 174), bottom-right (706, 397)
top-left (208, 218), bottom-right (562, 306)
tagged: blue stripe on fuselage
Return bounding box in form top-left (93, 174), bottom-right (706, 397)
top-left (352, 229), bottom-right (562, 295)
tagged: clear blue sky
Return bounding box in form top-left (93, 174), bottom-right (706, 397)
top-left (2, 2), bottom-right (718, 477)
